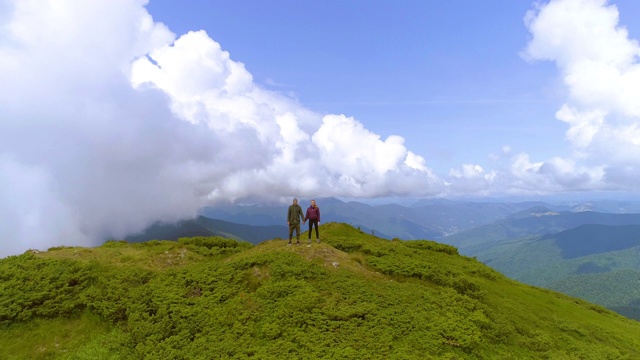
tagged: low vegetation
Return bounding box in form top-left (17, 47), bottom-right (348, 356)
top-left (475, 224), bottom-right (640, 319)
top-left (2, 222), bottom-right (640, 359)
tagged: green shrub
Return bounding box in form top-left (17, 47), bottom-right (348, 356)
top-left (403, 240), bottom-right (459, 255)
top-left (81, 266), bottom-right (154, 322)
top-left (100, 240), bottom-right (128, 248)
top-left (178, 236), bottom-right (252, 257)
top-left (178, 236), bottom-right (251, 250)
top-left (0, 255), bottom-right (93, 324)
top-left (329, 237), bottom-right (363, 253)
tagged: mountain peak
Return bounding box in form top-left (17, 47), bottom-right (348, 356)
top-left (5, 222), bottom-right (640, 358)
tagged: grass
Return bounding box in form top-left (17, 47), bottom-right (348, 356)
top-left (38, 240), bottom-right (205, 271)
top-left (2, 222), bottom-right (640, 359)
top-left (0, 312), bottom-right (130, 360)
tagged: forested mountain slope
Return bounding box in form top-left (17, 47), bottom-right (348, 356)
top-left (445, 208), bottom-right (640, 253)
top-left (474, 224), bottom-right (640, 320)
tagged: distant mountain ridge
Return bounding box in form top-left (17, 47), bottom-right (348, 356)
top-left (198, 197), bottom-right (624, 241)
top-left (444, 209), bottom-right (640, 253)
top-left (124, 216), bottom-right (286, 244)
top-left (472, 223), bottom-right (640, 320)
top-left (128, 198), bottom-right (640, 252)
top-left (548, 224), bottom-right (640, 259)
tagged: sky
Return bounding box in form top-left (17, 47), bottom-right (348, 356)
top-left (1, 0), bottom-right (640, 256)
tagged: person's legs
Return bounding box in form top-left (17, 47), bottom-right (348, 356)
top-left (295, 224), bottom-right (301, 244)
top-left (288, 225), bottom-right (294, 244)
top-left (313, 220), bottom-right (319, 240)
top-left (308, 221), bottom-right (313, 239)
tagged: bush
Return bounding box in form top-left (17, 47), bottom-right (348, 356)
top-left (0, 255), bottom-right (93, 324)
top-left (329, 237), bottom-right (363, 253)
top-left (81, 266), bottom-right (154, 322)
top-left (403, 240), bottom-right (459, 255)
top-left (178, 236), bottom-right (251, 250)
top-left (178, 236), bottom-right (252, 257)
top-left (101, 240), bottom-right (128, 248)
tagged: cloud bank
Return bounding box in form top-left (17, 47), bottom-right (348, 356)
top-left (1, 0), bottom-right (639, 256)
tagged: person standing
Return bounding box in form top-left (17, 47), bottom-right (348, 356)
top-left (287, 198), bottom-right (305, 245)
top-left (304, 199), bottom-right (321, 243)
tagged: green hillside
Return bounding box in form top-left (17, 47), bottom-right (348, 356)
top-left (474, 225), bottom-right (640, 320)
top-left (549, 269), bottom-right (640, 320)
top-left (2, 223), bottom-right (640, 359)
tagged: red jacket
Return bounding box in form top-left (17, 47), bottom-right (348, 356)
top-left (305, 206), bottom-right (320, 222)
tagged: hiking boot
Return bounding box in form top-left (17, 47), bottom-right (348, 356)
top-left (316, 238), bottom-right (320, 243)
top-left (287, 242), bottom-right (292, 246)
top-left (308, 239), bottom-right (311, 245)
top-left (296, 241), bottom-right (300, 245)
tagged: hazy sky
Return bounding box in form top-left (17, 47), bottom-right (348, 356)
top-left (1, 0), bottom-right (640, 256)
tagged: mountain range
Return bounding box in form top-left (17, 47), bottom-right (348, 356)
top-left (444, 206), bottom-right (640, 253)
top-left (125, 198), bottom-right (640, 321)
top-left (128, 197), bottom-right (558, 243)
top-left (198, 197), bottom-right (640, 240)
top-left (200, 198), bottom-right (604, 240)
top-left (472, 223), bottom-right (640, 320)
top-left (124, 216), bottom-right (287, 244)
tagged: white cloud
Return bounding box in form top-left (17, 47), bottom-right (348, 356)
top-left (0, 0), bottom-right (441, 257)
top-left (538, 156), bottom-right (603, 189)
top-left (310, 114), bottom-right (441, 197)
top-left (523, 0), bottom-right (640, 191)
top-left (131, 31), bottom-right (441, 200)
top-left (450, 164), bottom-right (485, 179)
top-left (0, 155), bottom-right (86, 256)
top-left (555, 104), bottom-right (605, 148)
top-left (313, 115), bottom-right (407, 176)
top-left (405, 151), bottom-right (428, 171)
top-left (446, 164), bottom-right (497, 195)
top-left (4, 0), bottom-right (640, 257)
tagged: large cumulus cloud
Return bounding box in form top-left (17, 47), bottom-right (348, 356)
top-left (2, 0), bottom-right (640, 257)
top-left (0, 0), bottom-right (440, 257)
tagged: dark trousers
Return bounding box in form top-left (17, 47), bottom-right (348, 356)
top-left (289, 224), bottom-right (301, 241)
top-left (308, 219), bottom-right (319, 239)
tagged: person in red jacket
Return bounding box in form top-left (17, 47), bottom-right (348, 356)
top-left (304, 199), bottom-right (321, 244)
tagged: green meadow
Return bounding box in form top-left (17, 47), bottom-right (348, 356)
top-left (2, 223), bottom-right (640, 359)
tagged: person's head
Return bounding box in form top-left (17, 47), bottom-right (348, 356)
top-left (311, 199), bottom-right (316, 207)
top-left (292, 198), bottom-right (298, 204)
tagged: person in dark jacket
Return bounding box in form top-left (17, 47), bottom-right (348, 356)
top-left (287, 198), bottom-right (305, 245)
top-left (304, 199), bottom-right (321, 243)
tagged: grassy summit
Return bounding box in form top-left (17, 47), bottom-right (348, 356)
top-left (2, 222), bottom-right (640, 359)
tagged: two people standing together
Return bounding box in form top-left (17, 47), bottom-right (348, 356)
top-left (287, 198), bottom-right (321, 246)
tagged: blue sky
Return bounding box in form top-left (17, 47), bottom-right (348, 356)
top-left (145, 0), bottom-right (639, 173)
top-left (2, 0), bottom-right (640, 255)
